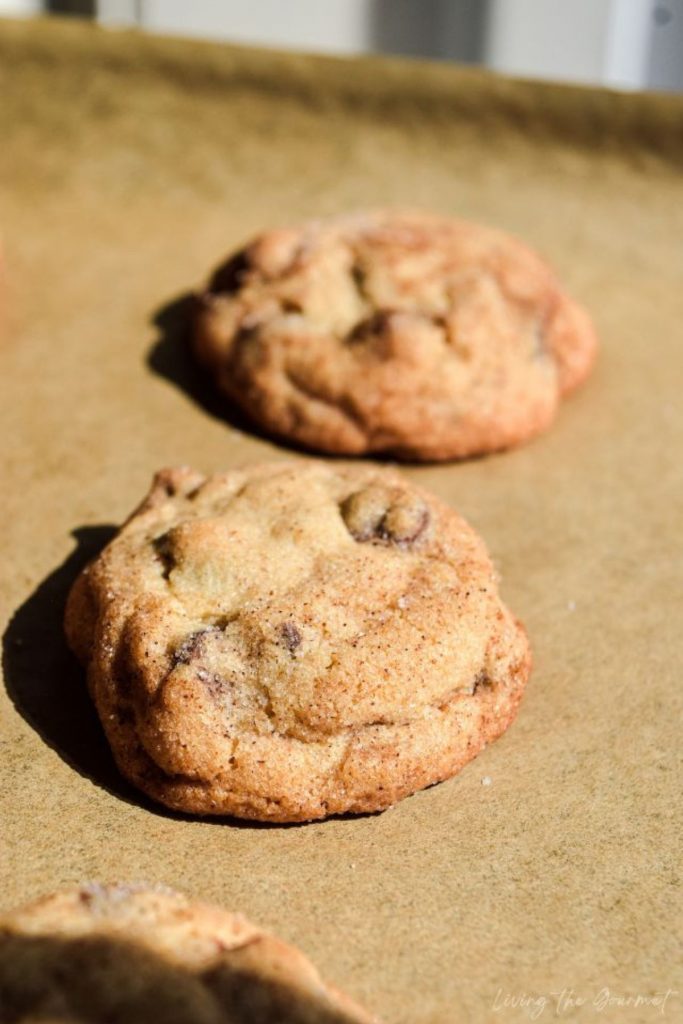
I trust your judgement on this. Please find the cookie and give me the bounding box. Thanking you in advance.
[0,883,376,1023]
[193,210,596,460]
[65,461,531,822]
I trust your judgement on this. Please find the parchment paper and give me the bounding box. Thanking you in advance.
[1,17,681,1024]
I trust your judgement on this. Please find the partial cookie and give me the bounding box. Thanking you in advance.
[194,209,597,460]
[65,461,531,821]
[0,883,376,1023]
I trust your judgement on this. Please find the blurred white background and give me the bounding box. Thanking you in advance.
[1,0,682,92]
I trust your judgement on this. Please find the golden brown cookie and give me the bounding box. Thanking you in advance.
[194,210,596,460]
[0,883,376,1023]
[65,461,531,821]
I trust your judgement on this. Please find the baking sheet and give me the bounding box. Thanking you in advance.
[1,17,682,1024]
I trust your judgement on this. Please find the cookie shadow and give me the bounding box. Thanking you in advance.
[2,526,134,801]
[1,528,252,823]
[147,292,311,452]
[146,292,412,466]
[2,528,353,830]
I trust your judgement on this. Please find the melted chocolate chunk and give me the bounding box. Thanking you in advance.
[152,533,175,579]
[173,627,220,666]
[472,670,493,694]
[341,485,430,547]
[381,502,430,546]
[279,621,302,654]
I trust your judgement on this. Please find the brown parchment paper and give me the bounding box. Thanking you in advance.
[1,17,682,1024]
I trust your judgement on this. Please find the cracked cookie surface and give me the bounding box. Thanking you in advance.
[0,883,376,1023]
[193,209,597,460]
[65,461,531,821]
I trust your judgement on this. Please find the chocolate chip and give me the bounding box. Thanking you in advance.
[341,485,430,547]
[381,502,430,546]
[279,621,302,654]
[173,627,220,666]
[341,485,393,541]
[153,533,175,579]
[348,309,396,343]
[472,670,493,694]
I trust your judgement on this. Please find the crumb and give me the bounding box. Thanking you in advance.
[481,776,492,787]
